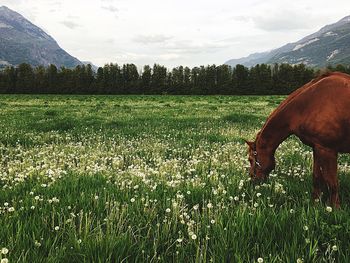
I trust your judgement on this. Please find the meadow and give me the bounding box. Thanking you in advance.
[0,95,350,263]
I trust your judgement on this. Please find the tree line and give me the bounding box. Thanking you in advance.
[0,62,349,95]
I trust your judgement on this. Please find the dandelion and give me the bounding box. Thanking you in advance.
[94,195,99,200]
[176,238,183,243]
[165,208,171,213]
[210,219,215,224]
[332,245,338,251]
[297,258,303,263]
[207,203,213,209]
[52,197,59,203]
[130,198,135,203]
[1,248,9,255]
[191,234,197,240]
[257,258,264,263]
[290,209,295,214]
[326,206,332,213]
[1,258,8,263]
[303,226,308,231]
[54,226,60,231]
[8,207,14,212]
[34,240,41,247]
[256,192,262,197]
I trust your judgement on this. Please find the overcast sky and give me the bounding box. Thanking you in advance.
[1,0,349,68]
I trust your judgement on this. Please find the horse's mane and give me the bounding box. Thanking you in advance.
[257,71,346,140]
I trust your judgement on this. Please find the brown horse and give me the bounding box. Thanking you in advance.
[246,71,350,207]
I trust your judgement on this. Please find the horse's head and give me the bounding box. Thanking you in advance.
[245,140,275,182]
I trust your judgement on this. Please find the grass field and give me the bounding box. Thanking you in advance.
[1,95,350,262]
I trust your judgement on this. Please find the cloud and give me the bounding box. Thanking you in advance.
[61,20,81,29]
[101,5,119,13]
[162,40,229,54]
[132,34,173,45]
[250,5,320,32]
[230,15,250,22]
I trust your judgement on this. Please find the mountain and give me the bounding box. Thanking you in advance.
[0,6,82,68]
[225,16,350,68]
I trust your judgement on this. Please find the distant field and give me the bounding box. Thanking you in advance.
[1,95,350,262]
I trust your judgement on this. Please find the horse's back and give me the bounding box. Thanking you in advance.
[289,72,350,152]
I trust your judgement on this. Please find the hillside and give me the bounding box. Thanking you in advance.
[225,16,350,67]
[0,6,82,68]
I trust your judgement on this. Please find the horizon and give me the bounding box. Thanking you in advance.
[0,0,349,68]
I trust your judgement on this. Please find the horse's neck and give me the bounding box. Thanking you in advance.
[257,109,291,154]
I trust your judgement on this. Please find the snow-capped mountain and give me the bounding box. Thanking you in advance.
[0,6,82,68]
[225,15,350,68]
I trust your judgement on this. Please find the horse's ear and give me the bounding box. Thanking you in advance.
[244,140,254,148]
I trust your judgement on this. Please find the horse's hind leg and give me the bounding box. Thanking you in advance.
[313,146,340,207]
[312,147,326,201]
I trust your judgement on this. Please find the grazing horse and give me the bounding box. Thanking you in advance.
[246,71,350,207]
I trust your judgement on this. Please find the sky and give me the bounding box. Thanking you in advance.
[0,0,349,68]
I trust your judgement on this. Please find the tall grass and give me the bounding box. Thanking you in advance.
[0,95,349,262]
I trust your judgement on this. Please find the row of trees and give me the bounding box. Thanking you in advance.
[0,62,349,95]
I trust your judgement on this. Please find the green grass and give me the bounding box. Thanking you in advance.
[0,95,349,262]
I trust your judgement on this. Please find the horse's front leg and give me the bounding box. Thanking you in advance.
[313,146,340,208]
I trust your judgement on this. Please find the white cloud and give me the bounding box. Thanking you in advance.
[132,34,173,44]
[0,0,349,67]
[61,20,81,29]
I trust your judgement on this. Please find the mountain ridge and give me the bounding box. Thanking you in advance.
[225,16,350,68]
[0,5,83,68]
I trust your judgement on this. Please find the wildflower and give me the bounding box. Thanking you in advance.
[52,197,59,203]
[303,226,308,231]
[130,198,135,203]
[1,248,9,255]
[290,209,295,214]
[297,258,303,263]
[332,245,338,251]
[8,207,14,212]
[165,208,171,213]
[94,195,99,200]
[257,258,264,263]
[34,240,41,247]
[176,238,183,243]
[54,226,60,231]
[326,206,332,213]
[210,219,215,224]
[191,234,197,240]
[207,203,213,209]
[256,192,262,197]
[1,258,8,263]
